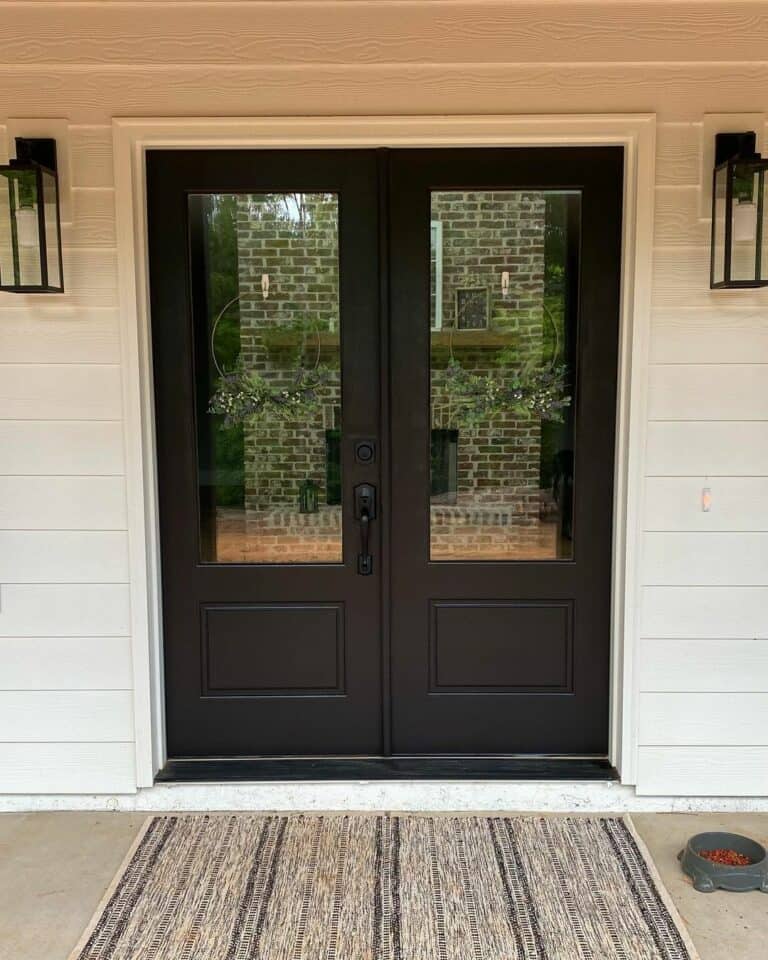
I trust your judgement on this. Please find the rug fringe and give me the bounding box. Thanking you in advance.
[623,814,703,960]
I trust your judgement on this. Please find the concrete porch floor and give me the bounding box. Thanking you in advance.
[0,811,765,960]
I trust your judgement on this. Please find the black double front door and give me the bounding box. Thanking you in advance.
[147,147,622,762]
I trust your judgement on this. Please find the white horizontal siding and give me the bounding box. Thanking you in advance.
[0,477,127,530]
[641,587,768,639]
[642,533,768,586]
[0,6,765,798]
[640,113,768,794]
[652,247,768,310]
[0,308,121,364]
[0,532,129,583]
[0,421,124,475]
[0,636,132,690]
[1,249,118,310]
[0,690,134,742]
[0,743,136,794]
[639,638,768,692]
[650,310,768,364]
[644,478,768,532]
[637,747,768,796]
[0,364,122,420]
[645,422,768,476]
[647,365,768,421]
[639,692,768,746]
[0,584,130,637]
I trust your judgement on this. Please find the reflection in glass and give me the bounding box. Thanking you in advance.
[191,193,342,563]
[429,190,579,561]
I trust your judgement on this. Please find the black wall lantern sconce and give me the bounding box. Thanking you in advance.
[711,132,767,289]
[0,137,64,293]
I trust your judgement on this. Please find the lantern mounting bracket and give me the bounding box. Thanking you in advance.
[13,137,57,172]
[715,131,757,166]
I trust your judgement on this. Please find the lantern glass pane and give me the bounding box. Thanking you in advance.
[729,163,760,283]
[41,170,61,289]
[712,165,728,286]
[0,169,42,288]
[0,176,13,286]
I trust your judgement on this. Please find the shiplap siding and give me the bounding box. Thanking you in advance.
[0,1,767,797]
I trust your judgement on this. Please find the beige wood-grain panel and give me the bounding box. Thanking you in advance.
[644,477,768,531]
[647,364,768,420]
[643,532,768,586]
[637,746,768,795]
[0,742,135,793]
[69,125,114,188]
[0,64,766,122]
[0,690,134,742]
[639,637,768,692]
[655,123,700,186]
[645,421,768,475]
[641,585,768,638]
[0,584,130,637]
[0,421,124,475]
[3,3,768,65]
[0,364,122,420]
[650,309,768,363]
[0,636,132,690]
[0,531,129,583]
[0,476,127,530]
[654,186,708,246]
[64,188,116,247]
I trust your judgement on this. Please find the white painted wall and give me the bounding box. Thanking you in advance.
[0,1,766,799]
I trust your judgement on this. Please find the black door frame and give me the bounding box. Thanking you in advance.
[148,145,623,782]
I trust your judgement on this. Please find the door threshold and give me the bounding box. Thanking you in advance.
[156,756,617,783]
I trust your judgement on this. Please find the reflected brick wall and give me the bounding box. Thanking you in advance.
[235,190,547,558]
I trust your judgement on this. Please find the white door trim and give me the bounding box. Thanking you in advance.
[113,114,656,789]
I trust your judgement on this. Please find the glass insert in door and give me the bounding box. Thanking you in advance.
[190,192,342,563]
[430,190,580,561]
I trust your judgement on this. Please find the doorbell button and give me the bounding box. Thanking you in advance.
[355,439,376,464]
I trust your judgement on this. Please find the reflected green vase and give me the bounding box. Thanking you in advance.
[299,478,319,514]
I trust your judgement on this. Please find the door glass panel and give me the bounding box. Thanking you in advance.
[429,190,579,561]
[191,192,342,563]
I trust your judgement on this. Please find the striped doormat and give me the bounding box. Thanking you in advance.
[71,814,698,959]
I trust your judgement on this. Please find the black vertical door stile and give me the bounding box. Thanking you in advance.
[147,146,623,761]
[148,150,383,756]
[388,148,623,755]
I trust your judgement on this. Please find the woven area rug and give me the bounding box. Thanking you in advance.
[71,814,699,960]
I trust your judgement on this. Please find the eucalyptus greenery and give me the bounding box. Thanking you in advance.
[209,363,333,427]
[442,354,570,426]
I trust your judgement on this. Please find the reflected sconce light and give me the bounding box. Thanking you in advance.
[261,273,270,299]
[0,138,64,293]
[710,132,768,288]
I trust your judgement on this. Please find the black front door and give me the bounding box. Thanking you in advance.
[147,147,622,762]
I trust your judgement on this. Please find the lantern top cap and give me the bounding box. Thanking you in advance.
[7,137,57,173]
[715,131,765,168]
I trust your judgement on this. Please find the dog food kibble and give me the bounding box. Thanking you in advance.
[699,848,752,866]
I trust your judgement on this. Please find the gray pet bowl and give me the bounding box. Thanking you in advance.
[678,831,768,893]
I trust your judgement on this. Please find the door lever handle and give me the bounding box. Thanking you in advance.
[354,483,377,576]
[358,508,372,575]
